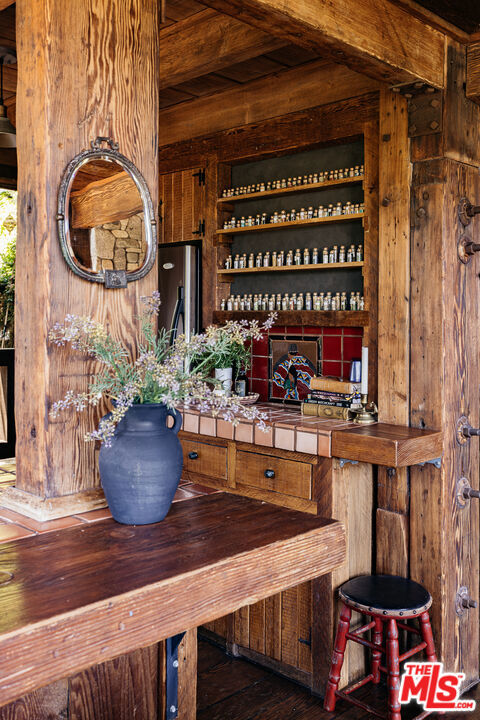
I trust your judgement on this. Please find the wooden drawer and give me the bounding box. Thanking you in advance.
[182,438,228,481]
[235,450,312,499]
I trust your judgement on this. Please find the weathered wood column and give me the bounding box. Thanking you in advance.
[4,0,159,519]
[409,43,480,685]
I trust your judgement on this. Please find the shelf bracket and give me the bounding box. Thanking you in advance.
[415,457,441,469]
[165,631,185,720]
[339,458,359,468]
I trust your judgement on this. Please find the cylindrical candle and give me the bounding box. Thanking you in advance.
[361,346,368,396]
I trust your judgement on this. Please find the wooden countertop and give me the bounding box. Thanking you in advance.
[180,403,443,468]
[0,493,345,706]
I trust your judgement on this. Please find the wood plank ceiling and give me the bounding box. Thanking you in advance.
[158,0,322,111]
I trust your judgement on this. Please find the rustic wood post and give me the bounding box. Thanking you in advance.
[3,0,159,520]
[409,41,480,685]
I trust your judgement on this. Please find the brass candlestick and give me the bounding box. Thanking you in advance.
[349,394,378,424]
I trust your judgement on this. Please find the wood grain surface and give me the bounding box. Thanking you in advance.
[331,423,443,467]
[0,493,345,706]
[159,60,379,146]
[15,0,159,500]
[200,0,445,87]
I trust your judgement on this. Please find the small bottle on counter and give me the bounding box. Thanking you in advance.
[220,299,226,311]
[297,293,304,310]
[227,296,233,311]
[341,292,347,310]
[282,293,289,311]
[305,292,312,310]
[350,292,357,311]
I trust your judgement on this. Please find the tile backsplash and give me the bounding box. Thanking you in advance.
[249,325,363,401]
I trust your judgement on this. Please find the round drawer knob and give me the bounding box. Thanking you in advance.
[188,451,199,460]
[264,469,275,479]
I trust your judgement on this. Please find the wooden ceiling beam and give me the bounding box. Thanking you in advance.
[159,8,287,90]
[0,1,14,11]
[159,59,380,146]
[200,0,445,88]
[467,41,480,105]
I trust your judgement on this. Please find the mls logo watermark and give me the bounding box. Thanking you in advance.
[399,662,476,712]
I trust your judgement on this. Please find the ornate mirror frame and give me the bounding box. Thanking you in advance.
[57,137,157,287]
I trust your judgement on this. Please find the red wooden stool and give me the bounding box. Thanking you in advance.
[324,574,437,720]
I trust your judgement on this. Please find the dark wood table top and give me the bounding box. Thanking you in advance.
[0,493,345,706]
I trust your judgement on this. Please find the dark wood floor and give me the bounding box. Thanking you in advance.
[197,638,480,720]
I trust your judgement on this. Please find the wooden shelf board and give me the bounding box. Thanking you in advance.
[212,310,369,328]
[216,213,364,239]
[331,423,443,467]
[217,175,364,204]
[218,261,363,281]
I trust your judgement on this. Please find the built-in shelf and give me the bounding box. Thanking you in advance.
[217,175,364,205]
[212,310,369,328]
[216,213,364,241]
[218,261,363,282]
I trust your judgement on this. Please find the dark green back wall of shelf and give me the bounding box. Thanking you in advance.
[229,141,364,297]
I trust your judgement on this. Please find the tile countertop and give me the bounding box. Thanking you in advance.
[179,402,444,467]
[180,402,355,458]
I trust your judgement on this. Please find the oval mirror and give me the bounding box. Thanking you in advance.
[57,137,156,287]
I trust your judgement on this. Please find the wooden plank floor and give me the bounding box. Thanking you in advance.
[197,638,480,719]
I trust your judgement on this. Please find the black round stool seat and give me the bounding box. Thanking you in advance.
[339,574,432,617]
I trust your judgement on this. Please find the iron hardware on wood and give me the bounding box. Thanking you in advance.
[455,587,478,616]
[188,451,198,460]
[192,219,205,236]
[458,235,480,264]
[264,469,275,479]
[459,197,480,227]
[298,628,312,647]
[165,632,185,719]
[456,477,480,508]
[192,168,205,186]
[456,416,480,444]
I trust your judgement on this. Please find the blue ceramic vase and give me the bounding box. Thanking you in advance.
[99,403,183,525]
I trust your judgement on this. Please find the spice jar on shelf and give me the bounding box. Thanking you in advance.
[356,245,363,262]
[303,247,310,265]
[294,248,302,265]
[312,247,319,264]
[323,247,329,263]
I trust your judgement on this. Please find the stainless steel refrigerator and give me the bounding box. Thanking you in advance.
[158,242,201,343]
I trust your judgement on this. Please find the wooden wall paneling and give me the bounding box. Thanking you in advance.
[203,157,224,326]
[280,587,298,668]
[200,0,445,88]
[234,605,250,648]
[297,582,313,673]
[466,41,480,106]
[213,162,232,322]
[377,87,411,575]
[249,600,266,655]
[158,93,379,173]
[313,458,373,694]
[158,60,380,147]
[159,8,286,89]
[177,629,197,720]
[410,158,480,684]
[0,366,7,443]
[14,0,159,506]
[376,507,409,576]
[68,645,159,720]
[159,167,205,245]
[264,594,282,662]
[0,680,68,720]
[362,118,379,405]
